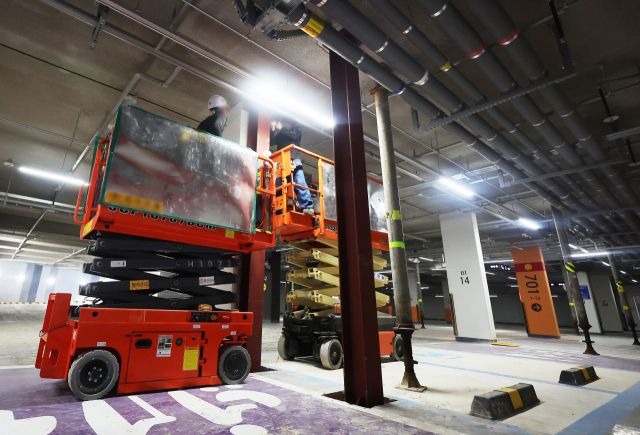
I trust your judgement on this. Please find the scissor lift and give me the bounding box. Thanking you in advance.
[271,145,403,369]
[36,107,276,399]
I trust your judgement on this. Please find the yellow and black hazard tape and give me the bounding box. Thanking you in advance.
[470,383,539,419]
[0,302,47,304]
[565,262,576,273]
[559,365,598,386]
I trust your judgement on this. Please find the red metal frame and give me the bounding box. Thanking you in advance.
[76,136,276,253]
[271,145,389,252]
[36,293,253,394]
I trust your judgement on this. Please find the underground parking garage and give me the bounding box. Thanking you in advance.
[2,0,640,433]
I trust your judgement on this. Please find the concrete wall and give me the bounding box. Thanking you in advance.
[0,259,98,302]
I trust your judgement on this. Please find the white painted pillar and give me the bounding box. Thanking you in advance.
[442,279,452,323]
[407,267,421,322]
[576,272,603,333]
[440,212,496,342]
[588,271,624,332]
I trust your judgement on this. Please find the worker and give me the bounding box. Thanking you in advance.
[271,117,314,215]
[198,95,229,137]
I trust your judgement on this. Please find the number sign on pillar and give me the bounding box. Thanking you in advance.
[440,212,496,342]
[511,247,560,338]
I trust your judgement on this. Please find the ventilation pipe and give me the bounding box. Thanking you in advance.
[462,0,640,219]
[307,0,625,241]
[365,0,619,239]
[417,0,640,241]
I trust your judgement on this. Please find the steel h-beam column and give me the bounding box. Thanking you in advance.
[606,254,640,345]
[552,206,598,355]
[373,86,424,391]
[330,46,384,407]
[238,109,271,372]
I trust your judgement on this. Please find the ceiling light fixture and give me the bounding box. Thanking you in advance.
[20,166,87,186]
[438,177,475,198]
[602,261,611,267]
[419,257,433,261]
[508,277,517,280]
[621,271,627,274]
[518,218,541,230]
[571,252,608,258]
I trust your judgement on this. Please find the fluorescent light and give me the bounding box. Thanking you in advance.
[419,257,433,261]
[484,259,514,263]
[518,218,541,230]
[438,177,475,198]
[508,277,517,280]
[552,295,558,298]
[571,252,608,258]
[421,286,429,289]
[602,261,610,267]
[550,283,554,286]
[247,83,334,129]
[485,272,495,275]
[621,271,627,274]
[490,295,498,298]
[569,244,590,254]
[20,166,87,186]
[510,285,519,287]
[633,280,638,283]
[434,295,444,298]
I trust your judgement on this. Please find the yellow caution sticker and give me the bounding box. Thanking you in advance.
[183,347,199,371]
[225,229,235,238]
[496,387,523,409]
[391,210,402,220]
[302,14,325,38]
[105,190,164,213]
[82,220,94,237]
[130,280,150,291]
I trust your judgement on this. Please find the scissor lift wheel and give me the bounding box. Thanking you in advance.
[68,350,120,401]
[277,334,296,361]
[392,335,404,361]
[218,346,251,385]
[320,339,343,370]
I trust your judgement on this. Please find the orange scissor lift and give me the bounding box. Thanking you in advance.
[270,145,403,369]
[36,107,276,399]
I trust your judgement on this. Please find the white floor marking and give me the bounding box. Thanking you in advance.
[230,424,268,434]
[0,410,56,434]
[168,391,256,425]
[225,385,243,389]
[216,390,281,408]
[82,396,176,435]
[201,387,220,392]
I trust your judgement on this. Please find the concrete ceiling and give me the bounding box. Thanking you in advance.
[1,0,639,276]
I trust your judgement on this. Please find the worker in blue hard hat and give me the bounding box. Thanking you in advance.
[198,95,230,137]
[271,116,315,216]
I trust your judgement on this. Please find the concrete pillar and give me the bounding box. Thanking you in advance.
[576,272,603,333]
[442,279,452,323]
[440,212,496,342]
[607,254,640,345]
[511,247,560,338]
[589,271,624,332]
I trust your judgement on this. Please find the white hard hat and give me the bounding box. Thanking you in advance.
[208,95,229,110]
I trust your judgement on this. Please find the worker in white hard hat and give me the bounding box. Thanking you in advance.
[197,95,230,137]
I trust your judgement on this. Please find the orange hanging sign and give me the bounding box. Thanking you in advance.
[511,247,560,338]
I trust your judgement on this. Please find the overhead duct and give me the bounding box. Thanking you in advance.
[303,0,624,240]
[416,0,640,244]
[459,0,640,211]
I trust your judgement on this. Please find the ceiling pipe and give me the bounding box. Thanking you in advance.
[366,0,588,202]
[309,0,621,239]
[455,0,640,231]
[416,0,638,246]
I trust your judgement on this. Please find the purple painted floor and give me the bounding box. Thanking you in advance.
[1,368,434,435]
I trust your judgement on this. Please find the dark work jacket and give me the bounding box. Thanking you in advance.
[197,112,227,137]
[271,125,302,151]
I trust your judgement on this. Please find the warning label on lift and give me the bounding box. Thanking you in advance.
[183,347,199,371]
[157,335,173,357]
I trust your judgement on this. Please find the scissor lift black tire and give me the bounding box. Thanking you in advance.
[320,339,343,370]
[68,350,120,401]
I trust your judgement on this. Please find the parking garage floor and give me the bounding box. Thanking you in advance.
[3,305,640,434]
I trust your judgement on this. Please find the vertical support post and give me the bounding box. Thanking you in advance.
[607,254,640,345]
[270,251,282,323]
[561,267,580,334]
[239,108,271,372]
[416,262,426,329]
[372,86,424,391]
[552,206,598,354]
[329,48,384,407]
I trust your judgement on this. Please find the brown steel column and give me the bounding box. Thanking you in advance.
[239,109,271,372]
[330,47,384,407]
